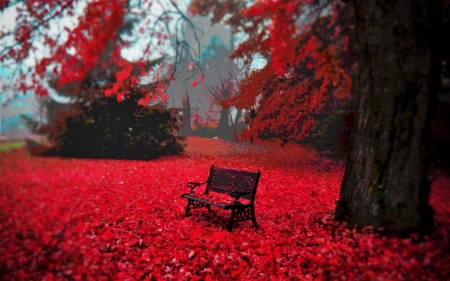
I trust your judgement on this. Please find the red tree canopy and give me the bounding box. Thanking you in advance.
[0,0,202,104]
[190,0,356,141]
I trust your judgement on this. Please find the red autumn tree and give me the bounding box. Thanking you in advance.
[0,0,202,104]
[190,0,355,142]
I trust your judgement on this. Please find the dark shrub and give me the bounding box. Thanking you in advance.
[45,95,186,160]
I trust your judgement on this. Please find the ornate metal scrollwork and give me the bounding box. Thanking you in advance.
[210,171,255,193]
[233,206,252,222]
[187,181,206,194]
[185,199,212,216]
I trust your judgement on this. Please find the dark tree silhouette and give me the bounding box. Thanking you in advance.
[335,0,450,234]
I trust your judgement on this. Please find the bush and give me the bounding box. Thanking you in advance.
[45,95,186,160]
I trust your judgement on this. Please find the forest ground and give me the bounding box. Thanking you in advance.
[1,137,449,280]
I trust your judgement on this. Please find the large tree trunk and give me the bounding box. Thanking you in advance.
[335,0,446,234]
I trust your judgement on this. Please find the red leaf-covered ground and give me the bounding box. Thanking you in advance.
[1,137,449,280]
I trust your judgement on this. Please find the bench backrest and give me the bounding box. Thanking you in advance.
[206,166,261,201]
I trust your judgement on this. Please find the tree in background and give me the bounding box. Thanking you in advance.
[190,0,355,143]
[178,91,193,136]
[166,27,245,139]
[195,35,244,139]
[204,76,240,139]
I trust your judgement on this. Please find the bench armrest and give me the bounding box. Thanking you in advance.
[187,181,207,194]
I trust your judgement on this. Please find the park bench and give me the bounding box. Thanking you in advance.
[181,166,261,232]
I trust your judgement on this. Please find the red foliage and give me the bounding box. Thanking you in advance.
[5,1,131,100]
[190,0,355,141]
[191,74,205,88]
[1,0,184,104]
[1,138,449,280]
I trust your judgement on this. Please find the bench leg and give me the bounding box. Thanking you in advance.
[251,206,258,227]
[206,204,212,212]
[185,200,191,217]
[227,218,234,232]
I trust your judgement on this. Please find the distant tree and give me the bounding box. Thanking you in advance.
[178,91,193,136]
[190,0,355,142]
[204,76,242,139]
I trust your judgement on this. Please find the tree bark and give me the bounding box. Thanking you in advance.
[335,0,446,234]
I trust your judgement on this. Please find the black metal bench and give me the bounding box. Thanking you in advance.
[181,166,261,232]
